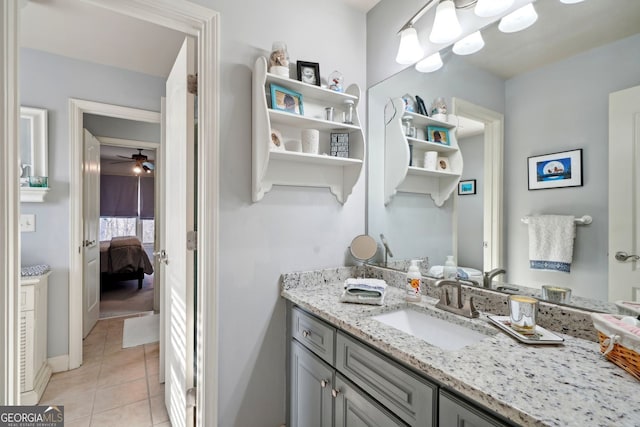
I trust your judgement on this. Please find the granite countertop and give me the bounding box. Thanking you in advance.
[281,272,640,427]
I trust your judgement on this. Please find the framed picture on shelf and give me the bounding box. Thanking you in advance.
[402,94,415,112]
[270,84,304,115]
[415,95,428,116]
[527,148,583,190]
[296,61,320,86]
[427,126,449,145]
[458,179,476,195]
[437,157,450,172]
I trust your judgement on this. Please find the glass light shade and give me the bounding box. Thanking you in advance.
[559,0,584,3]
[415,52,443,73]
[395,27,424,64]
[498,3,538,33]
[474,0,514,18]
[429,1,462,44]
[133,165,142,174]
[452,31,485,55]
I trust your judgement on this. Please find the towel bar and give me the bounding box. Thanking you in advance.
[521,215,592,225]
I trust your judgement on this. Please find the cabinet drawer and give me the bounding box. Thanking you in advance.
[291,307,336,365]
[20,285,35,312]
[336,332,436,426]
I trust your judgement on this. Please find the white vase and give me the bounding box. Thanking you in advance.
[301,129,319,154]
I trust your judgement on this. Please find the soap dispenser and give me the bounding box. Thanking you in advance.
[405,260,422,302]
[443,255,457,280]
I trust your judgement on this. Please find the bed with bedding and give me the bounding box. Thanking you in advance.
[100,236,154,290]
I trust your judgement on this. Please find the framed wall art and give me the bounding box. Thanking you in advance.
[458,179,476,195]
[527,149,583,190]
[427,126,449,145]
[270,84,304,115]
[296,61,320,86]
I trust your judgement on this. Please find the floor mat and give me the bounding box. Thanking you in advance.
[122,313,160,348]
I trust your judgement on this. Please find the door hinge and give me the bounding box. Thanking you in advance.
[188,73,198,95]
[187,230,197,251]
[186,387,197,408]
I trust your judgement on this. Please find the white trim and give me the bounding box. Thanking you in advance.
[73,2,220,425]
[452,98,504,272]
[47,354,69,373]
[96,136,159,149]
[0,1,20,405]
[69,100,161,369]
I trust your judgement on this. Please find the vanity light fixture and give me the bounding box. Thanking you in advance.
[498,3,538,33]
[559,0,584,3]
[396,25,424,64]
[452,31,485,55]
[474,0,514,18]
[415,52,443,73]
[429,0,462,44]
[133,164,142,174]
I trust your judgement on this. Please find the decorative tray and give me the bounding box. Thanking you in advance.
[487,315,564,345]
[615,300,640,316]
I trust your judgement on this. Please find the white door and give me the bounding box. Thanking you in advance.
[83,129,101,337]
[163,37,196,427]
[609,84,640,302]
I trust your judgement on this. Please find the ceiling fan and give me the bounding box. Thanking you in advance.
[112,148,155,174]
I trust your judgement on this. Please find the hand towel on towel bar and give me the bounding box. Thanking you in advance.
[528,215,576,273]
[340,278,387,305]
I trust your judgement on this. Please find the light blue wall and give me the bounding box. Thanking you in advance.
[20,48,165,358]
[84,114,160,143]
[457,133,483,270]
[504,34,640,299]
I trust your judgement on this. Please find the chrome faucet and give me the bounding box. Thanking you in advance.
[379,234,394,267]
[434,279,479,318]
[483,268,506,289]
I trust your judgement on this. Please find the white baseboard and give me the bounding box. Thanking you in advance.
[47,355,69,373]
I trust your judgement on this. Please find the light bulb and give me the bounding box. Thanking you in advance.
[474,0,514,18]
[453,31,485,55]
[133,165,142,174]
[429,0,462,44]
[498,3,538,33]
[415,52,443,73]
[395,26,424,65]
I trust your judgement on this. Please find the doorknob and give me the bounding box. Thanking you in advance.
[153,249,169,265]
[615,251,640,262]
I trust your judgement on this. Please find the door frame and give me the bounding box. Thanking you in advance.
[1,1,220,421]
[451,98,504,273]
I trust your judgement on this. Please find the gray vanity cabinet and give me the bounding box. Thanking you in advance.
[439,391,509,427]
[290,340,333,427]
[334,374,405,427]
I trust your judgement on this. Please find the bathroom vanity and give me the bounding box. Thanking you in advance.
[282,267,640,427]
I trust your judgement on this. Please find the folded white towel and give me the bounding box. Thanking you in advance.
[427,266,482,279]
[340,278,387,305]
[528,215,575,273]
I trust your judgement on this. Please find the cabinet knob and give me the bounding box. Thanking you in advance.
[331,388,340,398]
[301,330,310,337]
[320,379,329,388]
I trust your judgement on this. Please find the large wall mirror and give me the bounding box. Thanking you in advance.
[367,0,640,313]
[20,106,49,202]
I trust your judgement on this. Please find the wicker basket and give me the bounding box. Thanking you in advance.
[591,313,640,381]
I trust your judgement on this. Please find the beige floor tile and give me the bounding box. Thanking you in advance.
[41,389,95,421]
[97,358,146,388]
[63,415,91,427]
[144,342,159,357]
[146,373,164,397]
[90,399,152,427]
[149,395,169,425]
[42,371,100,401]
[93,377,148,414]
[153,422,171,427]
[102,345,144,364]
[145,357,159,375]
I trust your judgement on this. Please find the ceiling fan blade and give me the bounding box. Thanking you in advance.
[109,160,134,164]
[116,155,133,160]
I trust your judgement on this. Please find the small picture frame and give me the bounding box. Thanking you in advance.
[296,61,320,86]
[270,128,285,151]
[527,148,583,190]
[458,179,476,195]
[437,157,450,172]
[427,126,449,145]
[270,84,304,115]
[415,95,428,116]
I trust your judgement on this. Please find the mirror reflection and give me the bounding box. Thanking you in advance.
[366,0,640,313]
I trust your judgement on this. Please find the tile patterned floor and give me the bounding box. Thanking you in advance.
[40,315,170,427]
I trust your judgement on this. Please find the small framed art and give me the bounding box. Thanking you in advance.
[527,148,583,190]
[437,157,450,172]
[458,179,476,195]
[427,126,449,145]
[296,61,320,86]
[270,84,304,115]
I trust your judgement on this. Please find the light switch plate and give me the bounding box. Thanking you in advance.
[20,214,35,232]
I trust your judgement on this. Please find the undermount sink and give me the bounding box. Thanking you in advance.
[371,307,493,351]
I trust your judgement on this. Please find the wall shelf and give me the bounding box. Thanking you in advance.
[252,56,365,203]
[384,97,462,207]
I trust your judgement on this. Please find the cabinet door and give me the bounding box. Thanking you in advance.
[290,341,333,427]
[439,391,509,427]
[334,374,405,427]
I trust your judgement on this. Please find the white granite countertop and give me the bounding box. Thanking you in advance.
[281,277,640,427]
